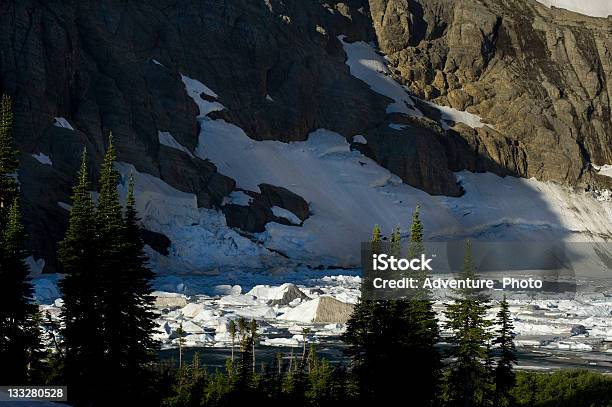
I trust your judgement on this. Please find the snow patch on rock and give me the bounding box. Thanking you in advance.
[31,152,52,166]
[53,117,74,130]
[223,191,253,206]
[338,35,422,117]
[158,131,195,158]
[352,135,367,144]
[180,74,225,117]
[339,36,489,130]
[271,206,302,225]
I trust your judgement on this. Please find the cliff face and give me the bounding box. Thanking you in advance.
[1,0,610,270]
[0,0,386,267]
[368,0,612,189]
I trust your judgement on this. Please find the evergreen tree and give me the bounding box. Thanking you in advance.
[176,323,186,369]
[60,139,157,403]
[250,319,258,374]
[494,296,517,406]
[58,149,104,402]
[0,93,43,385]
[120,173,158,392]
[342,225,380,401]
[0,199,42,384]
[229,320,236,363]
[402,205,441,406]
[92,134,130,399]
[444,241,494,407]
[95,136,157,400]
[343,218,441,405]
[390,224,401,258]
[407,205,424,259]
[0,95,18,213]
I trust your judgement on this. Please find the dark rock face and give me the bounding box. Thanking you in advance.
[222,184,310,233]
[258,184,310,222]
[368,0,612,190]
[140,229,171,257]
[0,0,394,267]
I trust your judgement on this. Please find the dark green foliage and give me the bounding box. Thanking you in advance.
[0,95,18,213]
[495,296,517,406]
[162,344,356,407]
[407,204,424,259]
[0,199,42,384]
[58,150,104,401]
[512,370,612,407]
[343,208,440,405]
[58,137,157,404]
[109,172,158,396]
[0,94,42,385]
[444,241,494,407]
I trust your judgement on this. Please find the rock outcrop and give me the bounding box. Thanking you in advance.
[368,0,612,190]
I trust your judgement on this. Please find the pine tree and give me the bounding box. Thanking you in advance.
[60,139,158,403]
[0,94,42,385]
[0,95,18,213]
[494,296,517,406]
[371,224,381,243]
[120,173,158,394]
[344,209,443,405]
[402,205,441,406]
[0,198,42,384]
[58,149,104,401]
[343,225,381,401]
[407,204,424,259]
[89,134,130,400]
[93,137,158,400]
[444,241,494,407]
[250,319,257,374]
[229,320,236,364]
[390,225,401,258]
[176,323,186,369]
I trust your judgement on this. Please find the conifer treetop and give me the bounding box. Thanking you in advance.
[3,198,26,256]
[371,224,381,243]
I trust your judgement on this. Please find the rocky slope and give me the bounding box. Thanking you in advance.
[1,0,610,271]
[368,0,612,189]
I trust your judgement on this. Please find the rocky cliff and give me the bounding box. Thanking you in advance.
[1,0,610,271]
[369,0,612,188]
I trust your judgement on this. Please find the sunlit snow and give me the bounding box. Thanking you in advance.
[339,35,489,130]
[596,164,612,179]
[338,35,422,117]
